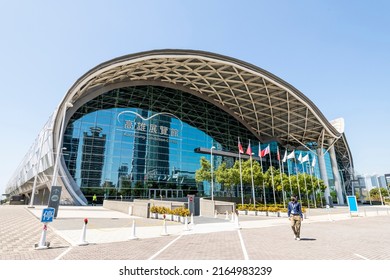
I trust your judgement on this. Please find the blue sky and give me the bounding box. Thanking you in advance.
[1,0,389,196]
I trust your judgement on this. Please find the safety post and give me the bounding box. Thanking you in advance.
[78,218,89,246]
[129,219,138,240]
[35,223,50,249]
[183,215,190,231]
[234,212,241,229]
[230,211,235,223]
[160,215,169,236]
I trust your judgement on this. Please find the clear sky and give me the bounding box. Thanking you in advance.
[1,0,389,197]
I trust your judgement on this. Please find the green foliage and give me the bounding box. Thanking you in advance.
[369,187,389,199]
[195,157,211,183]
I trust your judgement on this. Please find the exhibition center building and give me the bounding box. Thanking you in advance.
[5,50,354,206]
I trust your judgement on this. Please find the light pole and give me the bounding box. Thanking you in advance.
[29,127,52,207]
[51,102,73,187]
[210,146,216,201]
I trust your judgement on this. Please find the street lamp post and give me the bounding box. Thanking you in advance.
[51,102,73,187]
[210,146,216,201]
[29,128,52,207]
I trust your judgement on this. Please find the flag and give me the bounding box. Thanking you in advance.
[301,154,309,163]
[260,145,270,157]
[287,150,295,160]
[238,139,244,154]
[282,150,287,162]
[311,156,316,167]
[246,142,252,156]
[298,152,302,162]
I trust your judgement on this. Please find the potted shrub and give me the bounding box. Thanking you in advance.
[150,205,158,219]
[256,206,268,216]
[247,205,257,216]
[267,206,280,217]
[279,208,288,217]
[237,204,248,215]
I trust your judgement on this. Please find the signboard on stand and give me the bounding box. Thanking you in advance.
[347,195,359,217]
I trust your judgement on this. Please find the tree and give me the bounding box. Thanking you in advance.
[195,157,211,183]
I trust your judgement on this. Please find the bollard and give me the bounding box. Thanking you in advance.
[78,218,89,246]
[214,210,218,218]
[183,216,190,231]
[225,210,229,220]
[231,211,235,223]
[190,213,195,226]
[161,219,169,236]
[234,213,241,229]
[364,208,367,217]
[35,223,50,250]
[129,220,138,240]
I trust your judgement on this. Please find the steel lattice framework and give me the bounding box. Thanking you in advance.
[62,50,352,172]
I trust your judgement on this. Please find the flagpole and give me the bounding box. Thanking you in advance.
[308,160,317,208]
[278,147,286,208]
[295,158,302,205]
[313,153,324,208]
[286,150,293,196]
[301,159,310,209]
[268,146,277,207]
[248,141,256,207]
[238,137,244,205]
[259,142,267,207]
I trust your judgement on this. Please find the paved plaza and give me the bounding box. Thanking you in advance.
[1,204,390,260]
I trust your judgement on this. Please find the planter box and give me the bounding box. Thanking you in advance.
[238,210,247,216]
[268,211,280,217]
[257,211,268,216]
[150,212,158,219]
[165,214,173,221]
[173,215,180,222]
[247,210,257,216]
[279,212,288,218]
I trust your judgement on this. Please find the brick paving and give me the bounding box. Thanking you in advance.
[1,204,390,260]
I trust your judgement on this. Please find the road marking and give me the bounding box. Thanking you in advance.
[237,230,249,260]
[354,253,369,260]
[54,247,73,260]
[148,235,183,260]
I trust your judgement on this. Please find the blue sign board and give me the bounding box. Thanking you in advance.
[41,207,55,223]
[347,196,358,213]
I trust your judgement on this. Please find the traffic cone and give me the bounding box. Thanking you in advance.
[35,223,50,250]
[78,218,89,246]
[129,220,138,240]
[160,219,169,236]
[183,216,190,231]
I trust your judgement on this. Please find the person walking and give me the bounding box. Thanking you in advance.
[287,195,303,240]
[92,194,97,206]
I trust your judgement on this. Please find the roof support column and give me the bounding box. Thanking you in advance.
[328,140,345,205]
[317,148,331,205]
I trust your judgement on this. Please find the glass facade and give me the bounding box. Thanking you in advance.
[63,85,259,198]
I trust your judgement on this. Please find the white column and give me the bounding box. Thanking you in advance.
[328,141,345,205]
[317,148,331,205]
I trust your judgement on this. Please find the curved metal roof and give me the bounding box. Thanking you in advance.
[56,49,352,168]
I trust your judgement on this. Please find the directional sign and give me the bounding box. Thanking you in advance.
[41,207,55,223]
